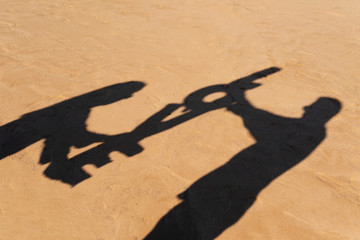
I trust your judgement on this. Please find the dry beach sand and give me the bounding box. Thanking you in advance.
[1,0,360,239]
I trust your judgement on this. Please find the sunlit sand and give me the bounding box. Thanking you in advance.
[1,1,359,239]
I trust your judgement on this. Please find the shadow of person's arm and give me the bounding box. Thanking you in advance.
[227,93,287,143]
[130,104,188,139]
[81,67,283,158]
[64,104,188,172]
[65,101,215,171]
[225,68,285,142]
[39,137,54,164]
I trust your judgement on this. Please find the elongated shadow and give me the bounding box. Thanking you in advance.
[0,67,341,237]
[68,68,281,186]
[144,77,341,239]
[0,81,145,185]
[0,68,278,186]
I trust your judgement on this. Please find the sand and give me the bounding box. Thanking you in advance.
[0,0,359,239]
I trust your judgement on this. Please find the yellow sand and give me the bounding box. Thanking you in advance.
[0,0,359,239]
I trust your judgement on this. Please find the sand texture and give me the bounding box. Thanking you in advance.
[0,0,360,239]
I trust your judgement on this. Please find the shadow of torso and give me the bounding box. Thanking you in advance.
[145,96,340,240]
[0,82,145,185]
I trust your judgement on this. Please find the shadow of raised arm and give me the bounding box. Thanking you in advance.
[65,68,281,185]
[144,73,341,240]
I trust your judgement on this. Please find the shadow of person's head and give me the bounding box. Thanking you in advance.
[79,81,145,108]
[303,97,341,124]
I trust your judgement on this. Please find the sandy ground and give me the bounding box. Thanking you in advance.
[1,0,360,239]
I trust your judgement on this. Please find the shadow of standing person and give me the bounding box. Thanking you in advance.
[144,80,341,239]
[0,81,145,185]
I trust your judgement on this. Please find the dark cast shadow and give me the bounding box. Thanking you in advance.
[0,81,145,185]
[67,68,281,186]
[144,72,341,239]
[0,68,277,186]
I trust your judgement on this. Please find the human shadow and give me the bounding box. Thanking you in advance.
[68,68,281,186]
[0,68,276,186]
[0,81,145,185]
[144,74,341,239]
